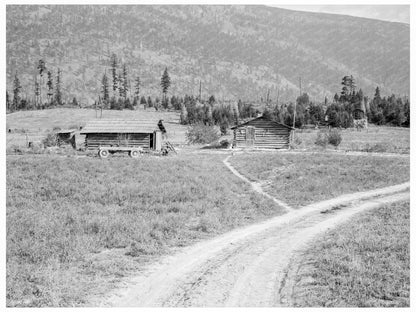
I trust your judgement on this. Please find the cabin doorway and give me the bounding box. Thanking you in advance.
[150,133,154,149]
[246,126,255,146]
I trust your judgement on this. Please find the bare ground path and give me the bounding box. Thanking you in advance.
[93,178,409,307]
[223,155,293,212]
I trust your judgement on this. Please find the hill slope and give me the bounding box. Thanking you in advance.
[6,5,409,104]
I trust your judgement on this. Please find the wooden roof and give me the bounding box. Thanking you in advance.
[231,116,294,130]
[56,129,76,134]
[80,119,161,134]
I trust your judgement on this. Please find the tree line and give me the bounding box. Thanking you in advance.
[6,60,410,129]
[261,76,410,128]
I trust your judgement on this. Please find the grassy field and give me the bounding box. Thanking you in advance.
[292,201,410,307]
[294,125,410,154]
[6,153,283,307]
[230,152,409,208]
[6,108,188,148]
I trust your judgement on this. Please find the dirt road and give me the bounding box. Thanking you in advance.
[95,180,409,307]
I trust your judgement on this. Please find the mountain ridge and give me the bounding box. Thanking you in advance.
[6,5,409,105]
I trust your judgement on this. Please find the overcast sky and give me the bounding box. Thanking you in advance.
[273,5,409,24]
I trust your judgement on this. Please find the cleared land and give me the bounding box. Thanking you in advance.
[6,154,282,307]
[294,125,409,154]
[230,152,409,208]
[290,201,410,307]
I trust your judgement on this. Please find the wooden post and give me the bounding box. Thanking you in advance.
[154,130,162,151]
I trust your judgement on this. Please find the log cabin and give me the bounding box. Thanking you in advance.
[80,119,163,151]
[231,116,294,149]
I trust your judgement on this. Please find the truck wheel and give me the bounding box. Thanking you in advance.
[130,149,140,158]
[99,149,109,158]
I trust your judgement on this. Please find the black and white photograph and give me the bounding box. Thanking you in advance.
[3,1,412,308]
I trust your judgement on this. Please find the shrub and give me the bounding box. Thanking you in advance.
[42,132,58,147]
[219,139,231,148]
[327,129,342,147]
[314,130,328,147]
[314,129,342,148]
[186,123,220,144]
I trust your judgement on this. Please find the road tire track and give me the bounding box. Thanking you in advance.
[93,181,409,307]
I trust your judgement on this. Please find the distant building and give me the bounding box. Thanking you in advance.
[231,116,294,149]
[80,119,164,151]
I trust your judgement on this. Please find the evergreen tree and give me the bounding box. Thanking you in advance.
[6,90,10,111]
[101,72,110,108]
[134,76,141,100]
[147,96,153,108]
[140,95,147,109]
[118,69,124,98]
[37,59,46,105]
[34,76,40,108]
[208,95,216,106]
[72,97,79,107]
[47,70,54,105]
[12,73,22,111]
[160,67,171,101]
[55,68,63,105]
[122,63,128,100]
[110,53,118,96]
[162,96,169,110]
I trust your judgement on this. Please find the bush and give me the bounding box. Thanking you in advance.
[314,129,342,148]
[42,132,58,147]
[315,130,328,148]
[186,123,220,144]
[327,129,342,147]
[219,139,231,148]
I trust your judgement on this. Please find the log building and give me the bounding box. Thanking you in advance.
[80,119,163,151]
[231,116,294,149]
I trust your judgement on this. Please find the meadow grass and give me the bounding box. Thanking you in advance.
[294,125,409,154]
[230,152,409,208]
[292,201,410,307]
[6,153,283,307]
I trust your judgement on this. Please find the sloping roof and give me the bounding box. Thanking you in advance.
[80,119,161,134]
[231,116,294,130]
[56,129,76,134]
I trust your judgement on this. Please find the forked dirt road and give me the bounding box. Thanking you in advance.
[94,156,410,307]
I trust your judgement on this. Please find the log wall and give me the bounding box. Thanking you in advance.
[85,133,151,150]
[233,120,291,149]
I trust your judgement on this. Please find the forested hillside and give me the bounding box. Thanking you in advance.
[6,5,409,105]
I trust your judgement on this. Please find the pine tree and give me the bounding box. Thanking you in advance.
[6,90,10,111]
[101,72,110,108]
[37,59,46,105]
[72,97,78,107]
[122,63,128,101]
[160,67,171,102]
[34,76,40,108]
[118,69,124,98]
[208,95,216,106]
[12,73,22,111]
[134,76,141,100]
[110,53,118,97]
[147,96,153,108]
[47,70,54,105]
[55,68,62,105]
